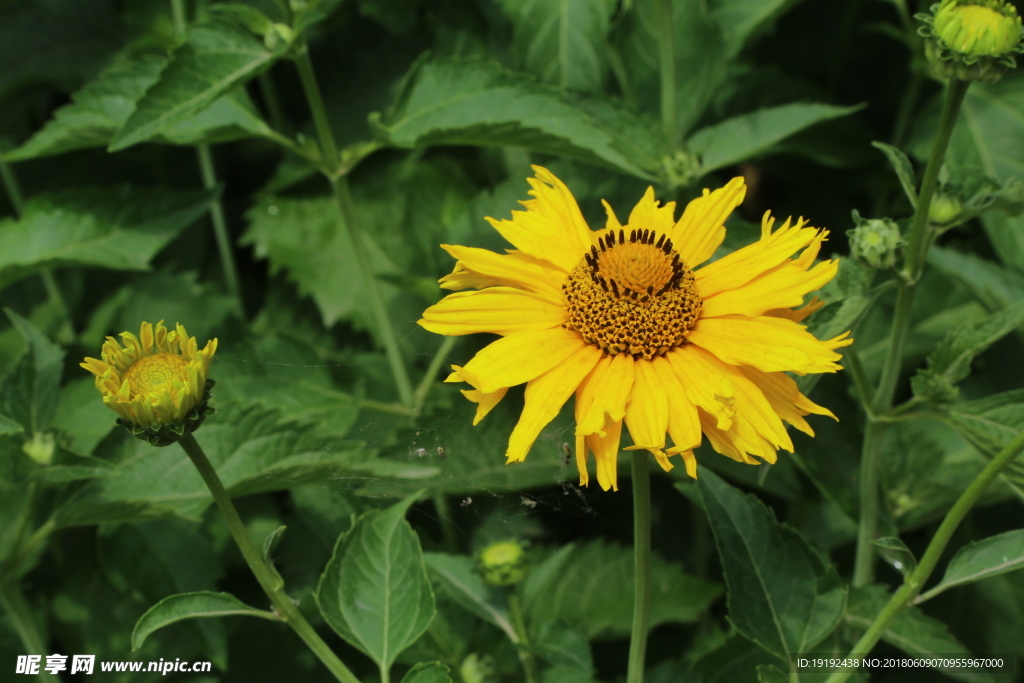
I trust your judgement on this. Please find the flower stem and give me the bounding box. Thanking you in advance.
[178,433,360,683]
[414,336,457,412]
[627,452,652,683]
[827,427,1024,683]
[196,145,243,314]
[655,0,676,144]
[0,580,60,682]
[508,592,538,683]
[852,79,969,588]
[293,44,339,172]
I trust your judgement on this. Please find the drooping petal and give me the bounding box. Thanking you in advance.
[766,296,825,323]
[439,245,564,301]
[739,366,836,436]
[654,355,701,454]
[623,360,673,472]
[462,386,509,425]
[505,344,603,463]
[587,420,623,491]
[485,166,593,272]
[664,345,736,431]
[575,433,589,487]
[671,177,746,268]
[452,327,587,394]
[700,258,839,318]
[575,352,635,437]
[419,288,564,336]
[688,315,851,374]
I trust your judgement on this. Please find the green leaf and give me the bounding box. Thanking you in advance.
[0,187,216,290]
[846,585,994,683]
[688,103,862,174]
[698,469,846,659]
[710,0,809,58]
[423,553,516,639]
[316,494,436,671]
[109,19,281,151]
[920,529,1024,602]
[498,0,616,93]
[51,377,114,455]
[929,246,1024,312]
[208,3,275,36]
[912,300,1024,403]
[131,592,276,651]
[872,141,917,208]
[943,390,1024,496]
[520,539,721,639]
[532,622,593,673]
[5,57,279,161]
[0,413,22,436]
[399,662,453,683]
[0,309,64,433]
[374,57,662,180]
[872,537,917,578]
[756,665,789,683]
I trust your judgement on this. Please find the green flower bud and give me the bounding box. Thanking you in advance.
[23,432,56,466]
[928,191,964,225]
[919,0,1024,83]
[477,540,529,587]
[459,654,499,683]
[847,211,904,270]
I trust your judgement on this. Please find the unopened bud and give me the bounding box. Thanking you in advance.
[477,540,529,587]
[928,192,964,225]
[848,211,904,270]
[919,0,1024,83]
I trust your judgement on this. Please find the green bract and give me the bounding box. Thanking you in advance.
[918,0,1024,82]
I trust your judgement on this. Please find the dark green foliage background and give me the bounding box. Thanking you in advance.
[1,0,1024,681]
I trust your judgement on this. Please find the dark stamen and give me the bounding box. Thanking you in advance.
[647,285,654,296]
[610,279,619,297]
[655,234,666,249]
[630,229,637,242]
[597,276,609,292]
[619,229,625,243]
[607,231,616,245]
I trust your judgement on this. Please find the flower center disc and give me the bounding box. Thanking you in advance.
[562,228,702,360]
[124,353,189,397]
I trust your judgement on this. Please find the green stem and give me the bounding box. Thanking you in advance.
[293,44,339,173]
[508,592,538,683]
[359,399,416,418]
[178,434,360,683]
[826,427,1024,683]
[627,452,652,683]
[196,145,243,313]
[414,336,457,411]
[432,494,459,554]
[852,79,970,587]
[655,0,676,145]
[844,346,875,420]
[258,71,290,135]
[0,581,60,682]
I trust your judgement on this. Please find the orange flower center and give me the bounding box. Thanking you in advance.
[562,228,702,360]
[124,353,189,397]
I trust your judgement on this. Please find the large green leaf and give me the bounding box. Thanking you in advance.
[846,586,994,683]
[498,0,616,93]
[0,187,216,290]
[687,103,862,174]
[132,592,276,651]
[698,469,846,659]
[928,247,1024,312]
[919,530,1024,602]
[520,539,721,639]
[0,310,64,433]
[5,57,279,161]
[710,0,809,57]
[400,662,453,683]
[109,19,282,151]
[373,57,662,180]
[943,390,1024,496]
[316,494,436,672]
[423,553,516,639]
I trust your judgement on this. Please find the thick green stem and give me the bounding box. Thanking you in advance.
[178,434,360,683]
[0,581,60,682]
[827,427,1024,683]
[293,45,339,173]
[655,0,676,145]
[627,452,652,683]
[196,145,243,312]
[852,80,969,587]
[508,592,538,683]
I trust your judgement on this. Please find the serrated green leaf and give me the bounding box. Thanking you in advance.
[710,0,810,57]
[375,57,662,180]
[498,0,616,93]
[688,103,862,174]
[400,662,452,683]
[919,530,1024,603]
[944,390,1024,493]
[109,19,281,151]
[316,494,436,671]
[846,585,994,683]
[520,539,721,639]
[423,553,516,639]
[872,141,917,208]
[698,469,846,659]
[0,187,215,290]
[1,309,64,433]
[131,592,276,651]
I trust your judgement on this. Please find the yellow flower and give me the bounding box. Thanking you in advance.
[419,167,850,491]
[81,321,218,444]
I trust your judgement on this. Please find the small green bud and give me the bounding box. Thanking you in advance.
[919,0,1024,83]
[661,150,702,190]
[477,540,529,587]
[459,654,499,683]
[928,192,964,225]
[23,431,56,466]
[847,211,904,270]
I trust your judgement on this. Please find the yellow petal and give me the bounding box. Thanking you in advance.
[575,353,635,436]
[739,366,836,436]
[459,327,587,393]
[688,315,850,374]
[664,345,735,431]
[623,360,671,471]
[678,449,698,478]
[626,186,677,235]
[439,245,564,302]
[700,258,839,318]
[462,386,509,425]
[485,166,593,272]
[419,287,564,336]
[672,177,746,268]
[602,199,623,230]
[505,343,603,463]
[654,355,701,453]
[575,433,589,487]
[767,296,826,323]
[587,420,623,491]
